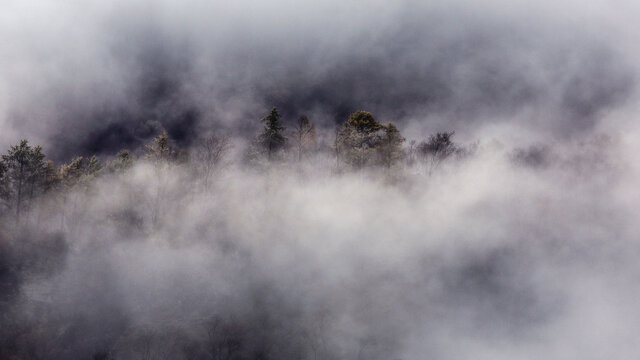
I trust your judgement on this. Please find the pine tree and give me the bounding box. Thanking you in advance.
[258,108,287,161]
[59,157,85,190]
[1,140,49,222]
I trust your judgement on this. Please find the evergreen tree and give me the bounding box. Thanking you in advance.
[335,111,384,169]
[59,157,85,190]
[1,140,49,221]
[344,110,382,134]
[85,155,103,176]
[258,108,287,161]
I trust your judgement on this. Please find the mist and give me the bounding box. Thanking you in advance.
[2,0,639,159]
[2,0,640,359]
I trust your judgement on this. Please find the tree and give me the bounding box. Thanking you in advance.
[1,140,50,222]
[146,131,176,164]
[406,140,417,166]
[145,131,183,227]
[108,150,134,173]
[334,111,384,169]
[0,160,8,213]
[85,155,103,177]
[59,157,84,188]
[291,115,316,162]
[41,160,59,193]
[25,145,47,203]
[418,132,457,175]
[377,123,406,169]
[258,108,287,161]
[195,133,232,189]
[57,156,102,231]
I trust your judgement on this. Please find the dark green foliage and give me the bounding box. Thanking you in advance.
[258,108,287,161]
[335,111,389,169]
[1,140,51,221]
[344,111,382,134]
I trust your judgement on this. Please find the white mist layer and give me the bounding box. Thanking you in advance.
[15,132,640,359]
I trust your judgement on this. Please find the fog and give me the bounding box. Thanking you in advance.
[2,0,639,159]
[1,0,640,359]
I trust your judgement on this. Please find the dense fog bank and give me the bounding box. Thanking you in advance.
[2,0,640,358]
[1,131,639,359]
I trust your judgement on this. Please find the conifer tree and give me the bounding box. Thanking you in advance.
[1,140,49,221]
[258,108,287,161]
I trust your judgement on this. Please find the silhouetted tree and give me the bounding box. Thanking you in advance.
[418,132,457,175]
[291,115,316,162]
[1,140,50,222]
[258,108,287,161]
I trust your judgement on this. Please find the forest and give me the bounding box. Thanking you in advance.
[3,0,640,359]
[0,108,467,226]
[0,106,626,360]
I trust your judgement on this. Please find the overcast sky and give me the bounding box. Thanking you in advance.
[1,0,639,159]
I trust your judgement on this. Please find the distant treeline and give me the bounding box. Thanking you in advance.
[0,108,470,224]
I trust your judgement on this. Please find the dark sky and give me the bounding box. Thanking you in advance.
[0,0,638,161]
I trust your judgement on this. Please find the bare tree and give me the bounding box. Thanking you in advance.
[195,134,232,190]
[291,115,316,162]
[418,131,457,176]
